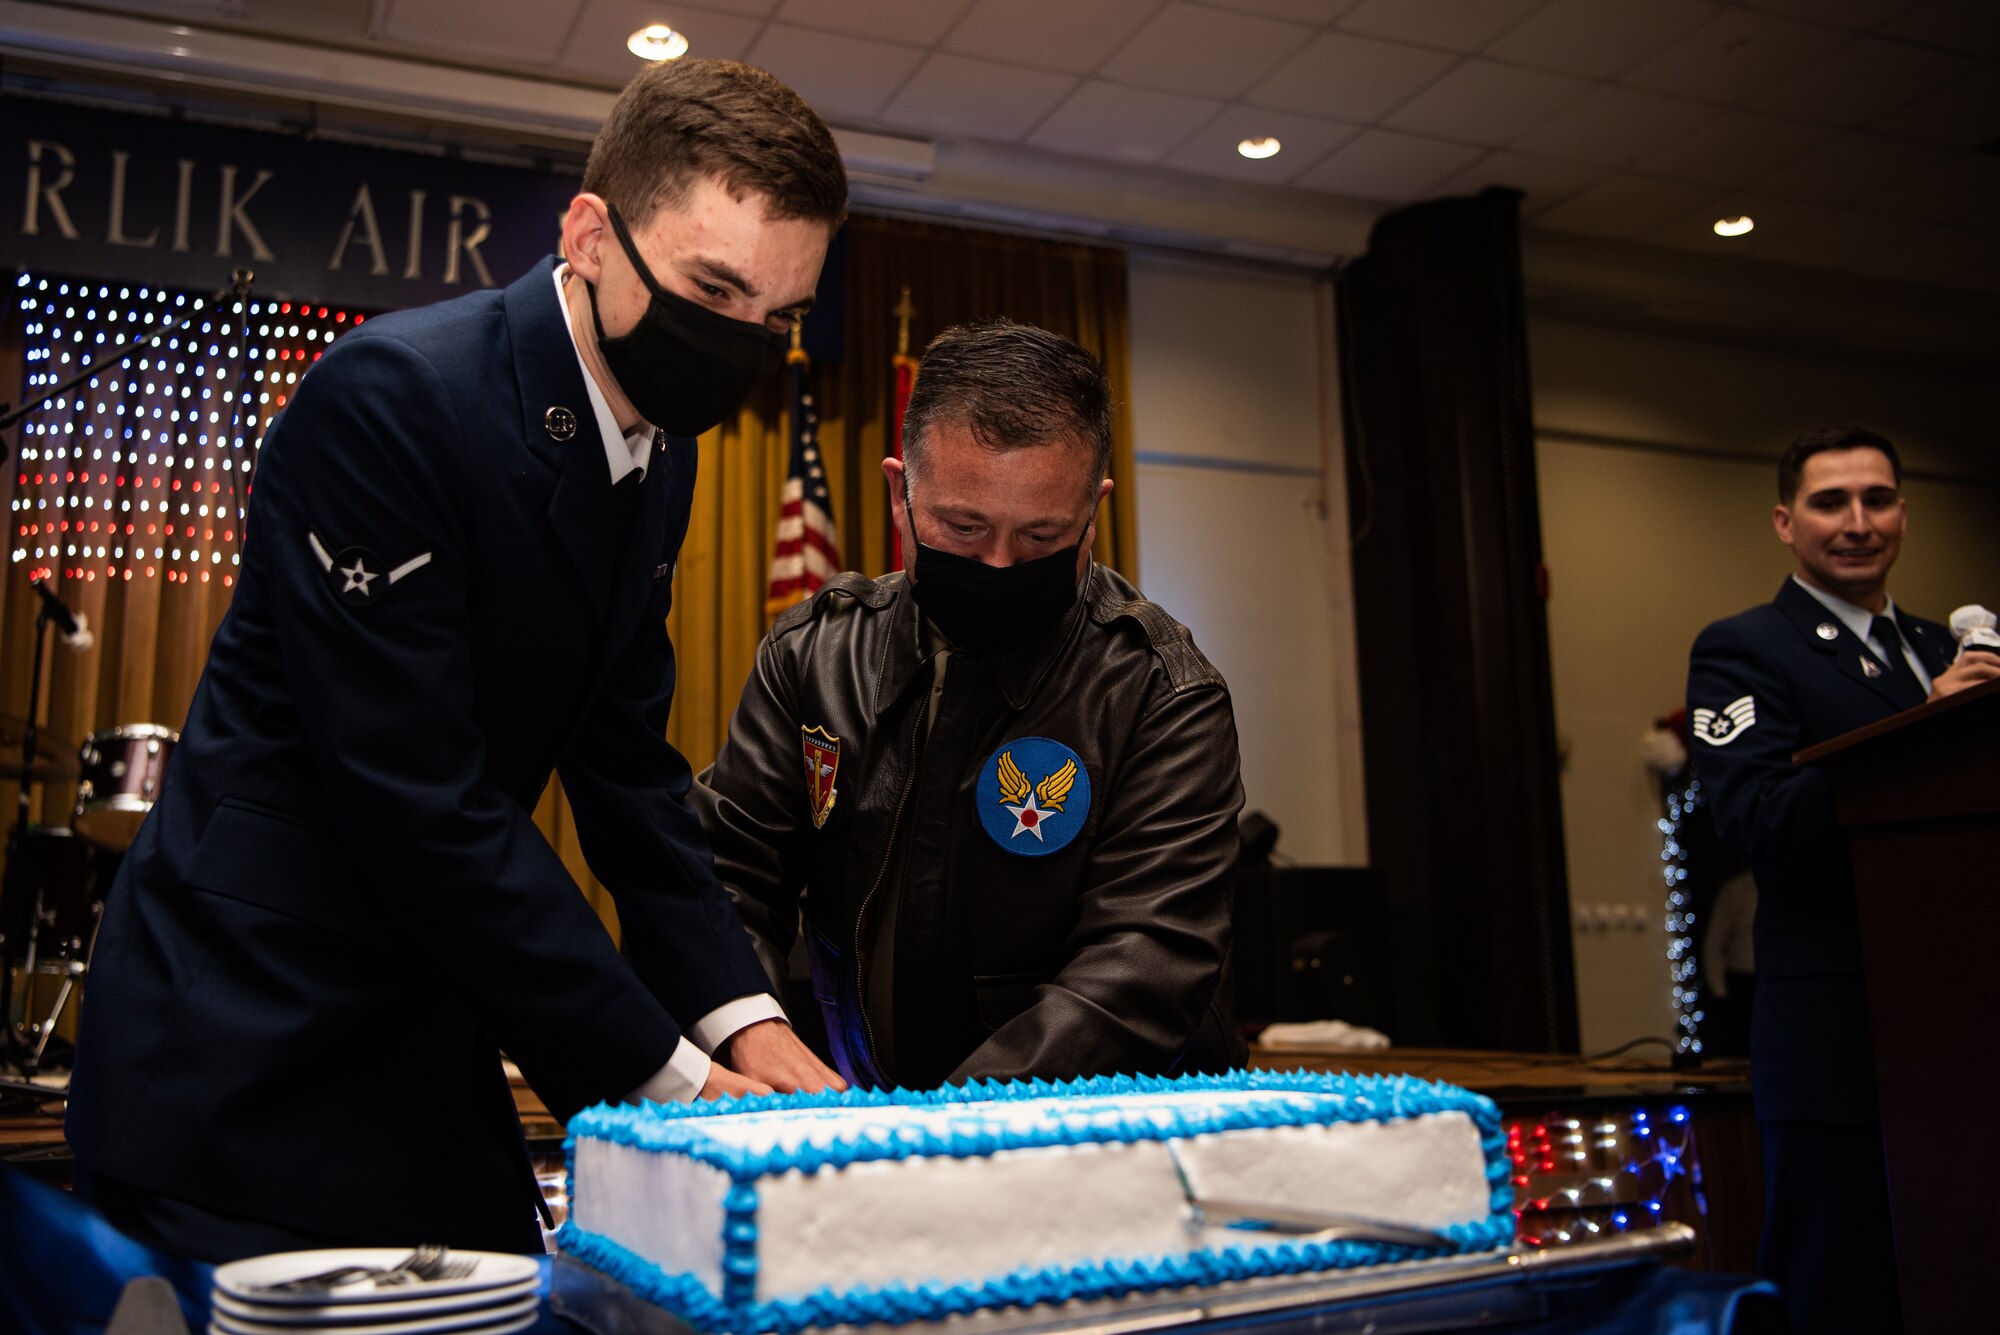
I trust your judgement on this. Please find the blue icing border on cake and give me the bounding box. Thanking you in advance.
[559,1214,1518,1334]
[566,1069,1504,1179]
[721,1182,760,1307]
[562,1070,1515,1334]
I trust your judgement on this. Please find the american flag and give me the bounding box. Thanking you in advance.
[765,348,841,619]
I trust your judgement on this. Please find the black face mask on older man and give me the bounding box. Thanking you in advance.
[903,484,1089,655]
[586,202,788,437]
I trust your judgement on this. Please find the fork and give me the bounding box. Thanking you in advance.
[251,1244,447,1295]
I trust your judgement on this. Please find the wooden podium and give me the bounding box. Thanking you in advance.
[1795,675,2000,1333]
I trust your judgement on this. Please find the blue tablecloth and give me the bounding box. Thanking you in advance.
[0,1166,556,1334]
[1,1165,1775,1335]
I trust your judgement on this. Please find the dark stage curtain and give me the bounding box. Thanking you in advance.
[1337,187,1579,1052]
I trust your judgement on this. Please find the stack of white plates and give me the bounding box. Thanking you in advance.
[209,1250,542,1335]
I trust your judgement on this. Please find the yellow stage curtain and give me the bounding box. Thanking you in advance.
[549,215,1139,930]
[0,215,1135,944]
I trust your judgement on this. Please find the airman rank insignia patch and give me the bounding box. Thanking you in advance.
[801,725,840,828]
[308,530,432,609]
[978,737,1091,857]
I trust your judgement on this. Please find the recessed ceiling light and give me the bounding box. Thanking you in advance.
[628,24,689,61]
[1237,137,1281,160]
[1713,215,1754,237]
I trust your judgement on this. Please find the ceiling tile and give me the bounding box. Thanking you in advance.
[1905,226,2000,286]
[1247,31,1457,121]
[1204,0,1356,22]
[1749,37,1978,128]
[1622,8,1852,105]
[1741,0,1915,26]
[376,0,577,64]
[1336,0,1548,53]
[1430,151,1606,215]
[1292,128,1483,200]
[97,0,245,16]
[1383,59,1594,146]
[1871,64,2000,147]
[1510,85,1717,167]
[743,24,927,122]
[1865,152,2000,223]
[942,0,1156,76]
[1533,173,1718,240]
[1791,217,1970,287]
[1484,0,1720,81]
[1757,134,1954,207]
[1880,0,2000,60]
[1158,106,1361,183]
[557,1,762,82]
[1025,81,1228,165]
[878,54,1078,141]
[1099,2,1311,99]
[1631,110,1835,188]
[238,0,375,42]
[1752,210,1924,278]
[772,0,975,47]
[641,0,777,14]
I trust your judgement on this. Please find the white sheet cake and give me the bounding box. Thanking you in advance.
[559,1070,1514,1332]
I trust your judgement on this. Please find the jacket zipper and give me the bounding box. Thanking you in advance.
[852,702,926,1074]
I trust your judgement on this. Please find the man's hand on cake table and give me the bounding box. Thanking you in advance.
[699,1063,775,1101]
[719,1018,849,1094]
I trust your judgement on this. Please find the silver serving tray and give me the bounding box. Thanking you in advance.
[552,1224,1697,1335]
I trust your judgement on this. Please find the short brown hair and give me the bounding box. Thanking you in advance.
[1778,426,1901,502]
[583,58,847,227]
[904,319,1113,491]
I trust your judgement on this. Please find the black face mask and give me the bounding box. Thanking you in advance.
[904,486,1089,655]
[587,203,788,437]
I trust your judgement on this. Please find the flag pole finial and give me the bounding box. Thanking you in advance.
[787,317,809,367]
[893,285,916,359]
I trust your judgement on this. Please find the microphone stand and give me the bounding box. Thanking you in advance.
[1,602,53,1074]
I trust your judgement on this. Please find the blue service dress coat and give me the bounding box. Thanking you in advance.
[66,258,772,1251]
[1686,577,1951,1124]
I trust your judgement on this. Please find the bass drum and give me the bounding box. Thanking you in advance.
[74,724,178,849]
[0,826,110,964]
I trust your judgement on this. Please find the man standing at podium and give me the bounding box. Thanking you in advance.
[1687,426,1999,1333]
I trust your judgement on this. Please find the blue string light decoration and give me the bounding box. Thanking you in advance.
[1660,776,1705,1058]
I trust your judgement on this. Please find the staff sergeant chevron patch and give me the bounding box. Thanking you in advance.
[1693,695,1758,746]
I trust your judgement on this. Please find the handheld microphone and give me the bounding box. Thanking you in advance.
[1948,605,2000,665]
[28,577,94,651]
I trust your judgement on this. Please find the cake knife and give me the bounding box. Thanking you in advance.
[1162,1141,1452,1251]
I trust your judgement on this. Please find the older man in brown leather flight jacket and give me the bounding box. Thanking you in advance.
[695,318,1246,1091]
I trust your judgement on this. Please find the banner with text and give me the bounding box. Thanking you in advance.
[2,93,843,357]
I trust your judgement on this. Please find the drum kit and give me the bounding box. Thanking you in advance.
[1,623,178,1080]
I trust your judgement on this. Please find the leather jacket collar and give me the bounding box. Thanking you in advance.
[872,565,1097,715]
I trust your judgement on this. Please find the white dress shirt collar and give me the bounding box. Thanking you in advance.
[1793,575,1931,693]
[553,263,652,484]
[1794,575,1900,645]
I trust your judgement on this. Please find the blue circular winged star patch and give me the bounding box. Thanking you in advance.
[977,737,1091,857]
